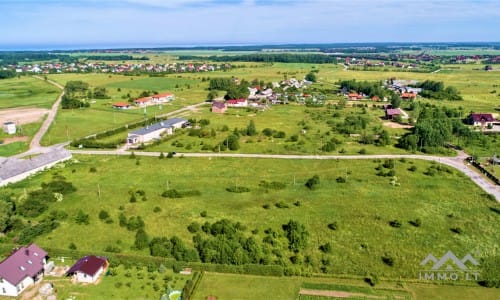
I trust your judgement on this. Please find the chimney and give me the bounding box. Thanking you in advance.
[25,249,29,256]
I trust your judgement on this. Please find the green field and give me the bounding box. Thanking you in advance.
[4,155,498,281]
[0,76,60,109]
[192,272,499,300]
[0,121,43,156]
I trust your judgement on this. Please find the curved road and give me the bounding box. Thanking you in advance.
[70,149,499,201]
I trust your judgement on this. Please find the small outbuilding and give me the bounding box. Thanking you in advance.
[3,121,16,135]
[211,101,227,113]
[66,256,108,284]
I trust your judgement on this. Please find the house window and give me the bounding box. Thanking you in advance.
[19,266,26,271]
[2,287,6,294]
[27,260,33,264]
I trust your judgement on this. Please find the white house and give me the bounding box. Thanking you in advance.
[66,256,108,284]
[0,244,49,297]
[3,122,16,135]
[127,118,188,145]
[152,93,174,104]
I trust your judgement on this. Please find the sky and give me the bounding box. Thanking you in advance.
[1,0,499,50]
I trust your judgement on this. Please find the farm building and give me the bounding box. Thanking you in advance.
[0,244,49,297]
[211,101,227,113]
[134,93,174,107]
[401,92,417,100]
[127,118,188,145]
[226,98,248,107]
[347,93,363,100]
[3,122,16,135]
[112,102,131,109]
[385,108,402,120]
[0,147,72,186]
[468,113,495,127]
[66,256,108,284]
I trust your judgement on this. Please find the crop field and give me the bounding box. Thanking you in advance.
[0,76,60,109]
[5,155,498,281]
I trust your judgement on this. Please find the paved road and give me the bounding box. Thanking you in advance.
[29,76,65,151]
[70,149,499,201]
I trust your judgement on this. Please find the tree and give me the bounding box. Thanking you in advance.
[246,120,257,136]
[378,130,391,146]
[305,175,320,190]
[0,199,14,232]
[207,90,218,100]
[75,210,90,225]
[283,220,309,252]
[390,94,402,109]
[224,134,240,150]
[305,72,317,82]
[134,228,149,250]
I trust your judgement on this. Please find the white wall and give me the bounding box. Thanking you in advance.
[76,266,103,283]
[0,276,34,297]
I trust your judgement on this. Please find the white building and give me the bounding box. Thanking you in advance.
[67,256,108,284]
[3,122,16,135]
[127,118,188,145]
[0,244,49,297]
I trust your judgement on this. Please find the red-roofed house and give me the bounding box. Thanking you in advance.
[371,96,380,101]
[347,93,363,100]
[226,98,248,107]
[67,256,108,283]
[134,97,152,106]
[211,101,227,113]
[386,108,402,120]
[468,113,495,127]
[152,93,174,103]
[112,102,131,109]
[0,244,49,297]
[401,92,417,100]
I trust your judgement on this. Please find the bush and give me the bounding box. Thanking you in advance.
[75,210,90,225]
[226,186,250,193]
[200,211,207,217]
[305,175,320,190]
[319,242,333,253]
[389,220,402,228]
[275,201,289,209]
[408,165,417,172]
[99,210,110,220]
[187,222,201,233]
[336,176,346,183]
[69,242,77,250]
[450,227,463,234]
[382,255,394,266]
[262,204,271,209]
[153,206,161,213]
[409,218,421,227]
[327,222,337,230]
[364,273,379,286]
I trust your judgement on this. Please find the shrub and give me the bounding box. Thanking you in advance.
[294,201,301,207]
[161,189,182,198]
[99,210,110,220]
[364,273,379,286]
[305,175,320,190]
[409,218,422,227]
[319,242,333,253]
[382,159,395,169]
[275,201,289,209]
[389,220,402,228]
[262,204,270,209]
[75,210,90,225]
[187,222,201,233]
[226,186,250,193]
[69,242,77,250]
[200,211,207,217]
[336,176,346,183]
[153,206,162,213]
[89,167,97,173]
[450,227,463,234]
[358,148,367,154]
[327,222,337,230]
[408,165,417,172]
[382,255,394,266]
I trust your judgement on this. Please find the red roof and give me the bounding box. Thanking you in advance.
[112,102,130,107]
[386,108,401,116]
[134,97,151,103]
[0,244,47,285]
[226,98,247,104]
[371,96,380,101]
[67,256,107,277]
[470,113,494,122]
[401,93,416,98]
[348,93,359,97]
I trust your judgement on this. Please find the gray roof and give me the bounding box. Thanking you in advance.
[0,148,72,182]
[130,118,187,136]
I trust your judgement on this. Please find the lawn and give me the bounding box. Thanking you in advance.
[0,121,42,156]
[4,155,498,280]
[0,76,60,109]
[43,264,190,300]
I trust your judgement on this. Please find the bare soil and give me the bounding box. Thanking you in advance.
[299,288,385,299]
[1,136,29,145]
[383,121,413,129]
[0,107,49,125]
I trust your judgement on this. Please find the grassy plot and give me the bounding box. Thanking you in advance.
[0,121,43,156]
[44,264,190,300]
[5,155,498,279]
[0,76,60,109]
[191,272,498,300]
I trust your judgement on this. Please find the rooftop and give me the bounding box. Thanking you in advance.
[129,118,188,136]
[67,256,107,277]
[0,244,47,285]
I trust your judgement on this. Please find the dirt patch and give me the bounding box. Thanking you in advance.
[383,122,413,129]
[299,288,384,299]
[0,107,50,125]
[1,136,29,145]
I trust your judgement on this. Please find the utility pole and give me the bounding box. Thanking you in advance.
[97,184,101,199]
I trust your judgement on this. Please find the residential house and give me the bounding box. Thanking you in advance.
[371,96,380,101]
[385,108,402,120]
[468,113,495,127]
[347,93,363,100]
[127,118,188,145]
[134,97,152,107]
[211,101,227,113]
[401,92,417,100]
[152,93,174,103]
[226,98,248,107]
[66,256,108,284]
[3,122,16,135]
[0,244,49,297]
[112,102,131,110]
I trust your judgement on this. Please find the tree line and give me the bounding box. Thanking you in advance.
[180,53,339,64]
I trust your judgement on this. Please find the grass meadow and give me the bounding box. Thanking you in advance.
[0,121,43,156]
[5,155,498,280]
[0,76,60,109]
